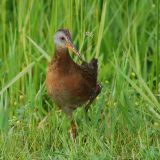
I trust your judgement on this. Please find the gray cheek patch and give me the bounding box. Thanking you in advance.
[54,38,61,46]
[54,37,64,47]
[54,31,67,48]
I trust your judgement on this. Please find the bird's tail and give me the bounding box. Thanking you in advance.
[88,58,98,71]
[81,58,98,83]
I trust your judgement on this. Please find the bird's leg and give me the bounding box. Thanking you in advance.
[65,109,77,141]
[85,83,102,112]
[69,119,77,141]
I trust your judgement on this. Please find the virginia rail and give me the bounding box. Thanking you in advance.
[45,29,101,139]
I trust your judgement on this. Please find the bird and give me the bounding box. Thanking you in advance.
[45,29,101,139]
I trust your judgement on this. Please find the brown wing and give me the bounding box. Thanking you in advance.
[79,58,102,111]
[80,58,98,87]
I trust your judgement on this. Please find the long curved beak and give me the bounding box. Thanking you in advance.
[66,40,82,61]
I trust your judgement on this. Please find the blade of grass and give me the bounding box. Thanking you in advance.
[110,61,160,120]
[27,36,51,62]
[0,55,43,96]
[95,1,107,58]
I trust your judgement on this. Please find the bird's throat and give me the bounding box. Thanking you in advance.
[55,47,72,62]
[52,47,73,74]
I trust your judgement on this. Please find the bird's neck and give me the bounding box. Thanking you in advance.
[54,47,71,61]
[50,47,73,73]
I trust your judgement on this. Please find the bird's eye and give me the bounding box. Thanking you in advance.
[60,37,65,41]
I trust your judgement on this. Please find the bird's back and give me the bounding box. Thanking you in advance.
[80,58,98,88]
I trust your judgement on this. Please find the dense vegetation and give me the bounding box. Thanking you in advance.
[0,0,159,159]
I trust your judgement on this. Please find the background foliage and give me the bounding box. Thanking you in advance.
[0,0,160,159]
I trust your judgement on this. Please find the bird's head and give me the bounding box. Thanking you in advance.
[54,29,81,59]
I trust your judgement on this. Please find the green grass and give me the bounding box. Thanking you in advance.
[0,0,160,159]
